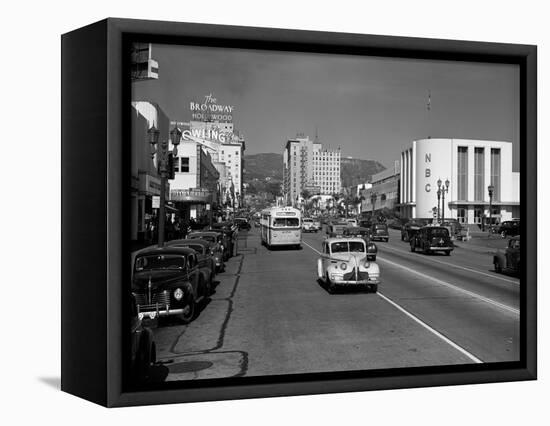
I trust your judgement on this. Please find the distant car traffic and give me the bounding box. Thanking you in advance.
[234,217,251,231]
[493,236,520,275]
[317,237,381,293]
[410,226,453,255]
[302,217,321,233]
[132,246,207,324]
[370,222,389,242]
[326,221,349,238]
[342,226,378,260]
[401,219,431,242]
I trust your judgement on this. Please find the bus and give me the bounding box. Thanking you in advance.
[260,206,302,249]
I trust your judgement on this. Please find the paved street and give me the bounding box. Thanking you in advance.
[150,227,519,381]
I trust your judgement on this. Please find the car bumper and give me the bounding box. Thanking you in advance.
[429,246,453,251]
[137,304,189,320]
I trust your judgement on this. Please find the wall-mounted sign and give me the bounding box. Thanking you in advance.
[190,93,235,122]
[152,196,160,208]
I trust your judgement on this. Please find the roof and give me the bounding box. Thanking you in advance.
[167,239,211,247]
[135,245,196,257]
[324,237,366,244]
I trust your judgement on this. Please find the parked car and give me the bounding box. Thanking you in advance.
[188,231,229,266]
[342,226,377,260]
[130,294,156,381]
[410,225,453,255]
[440,219,463,239]
[493,236,520,275]
[206,221,238,258]
[166,238,218,281]
[132,246,207,324]
[326,221,349,237]
[317,237,381,293]
[302,217,321,233]
[496,220,520,238]
[234,217,251,231]
[370,222,389,242]
[401,219,430,242]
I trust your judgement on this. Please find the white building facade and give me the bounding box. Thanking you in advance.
[283,134,341,205]
[400,138,519,224]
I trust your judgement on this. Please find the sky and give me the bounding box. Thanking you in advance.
[132,44,520,171]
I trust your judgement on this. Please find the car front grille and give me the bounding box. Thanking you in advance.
[342,268,369,281]
[134,290,171,308]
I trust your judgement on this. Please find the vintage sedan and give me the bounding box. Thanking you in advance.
[166,239,217,282]
[302,217,321,233]
[186,232,226,271]
[410,225,453,255]
[326,221,349,238]
[370,222,389,242]
[493,236,520,275]
[317,237,381,293]
[342,226,377,260]
[208,221,238,258]
[132,246,208,324]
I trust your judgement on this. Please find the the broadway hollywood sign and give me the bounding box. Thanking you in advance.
[190,93,235,122]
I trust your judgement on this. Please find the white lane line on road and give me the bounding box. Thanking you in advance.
[379,243,519,285]
[376,292,483,364]
[302,240,483,363]
[377,255,519,316]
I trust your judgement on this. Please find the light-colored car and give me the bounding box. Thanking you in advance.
[302,217,321,233]
[317,237,381,293]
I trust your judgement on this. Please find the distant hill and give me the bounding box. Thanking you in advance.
[340,157,386,188]
[243,153,386,195]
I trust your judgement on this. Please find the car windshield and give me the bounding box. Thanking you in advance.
[273,218,300,227]
[134,254,185,271]
[428,228,449,237]
[331,241,365,253]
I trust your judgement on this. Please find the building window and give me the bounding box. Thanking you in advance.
[457,206,467,223]
[181,157,189,173]
[474,148,485,201]
[457,146,468,201]
[491,148,501,202]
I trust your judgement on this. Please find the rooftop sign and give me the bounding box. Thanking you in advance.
[190,93,234,122]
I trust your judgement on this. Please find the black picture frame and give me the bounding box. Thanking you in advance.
[61,18,537,407]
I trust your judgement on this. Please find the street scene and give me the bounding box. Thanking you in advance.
[129,43,520,384]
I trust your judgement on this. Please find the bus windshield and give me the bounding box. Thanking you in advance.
[273,218,300,227]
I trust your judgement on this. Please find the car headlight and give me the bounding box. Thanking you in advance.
[173,288,184,301]
[340,263,348,270]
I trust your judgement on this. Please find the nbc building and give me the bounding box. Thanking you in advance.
[399,138,520,224]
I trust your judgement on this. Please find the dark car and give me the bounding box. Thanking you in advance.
[132,246,208,324]
[130,294,156,381]
[493,236,520,275]
[326,221,348,237]
[186,232,226,271]
[401,219,431,242]
[496,220,520,238]
[440,219,463,239]
[358,219,372,229]
[342,226,378,260]
[205,222,238,259]
[410,226,453,255]
[234,217,251,231]
[166,239,218,282]
[370,223,389,242]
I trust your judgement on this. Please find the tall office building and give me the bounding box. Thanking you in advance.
[283,134,341,205]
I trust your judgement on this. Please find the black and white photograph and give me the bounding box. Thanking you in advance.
[129,42,522,385]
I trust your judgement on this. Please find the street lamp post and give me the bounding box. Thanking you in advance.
[437,178,450,223]
[488,184,494,234]
[148,124,181,247]
[436,186,442,223]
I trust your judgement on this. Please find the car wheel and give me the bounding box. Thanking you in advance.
[494,259,502,273]
[179,290,196,324]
